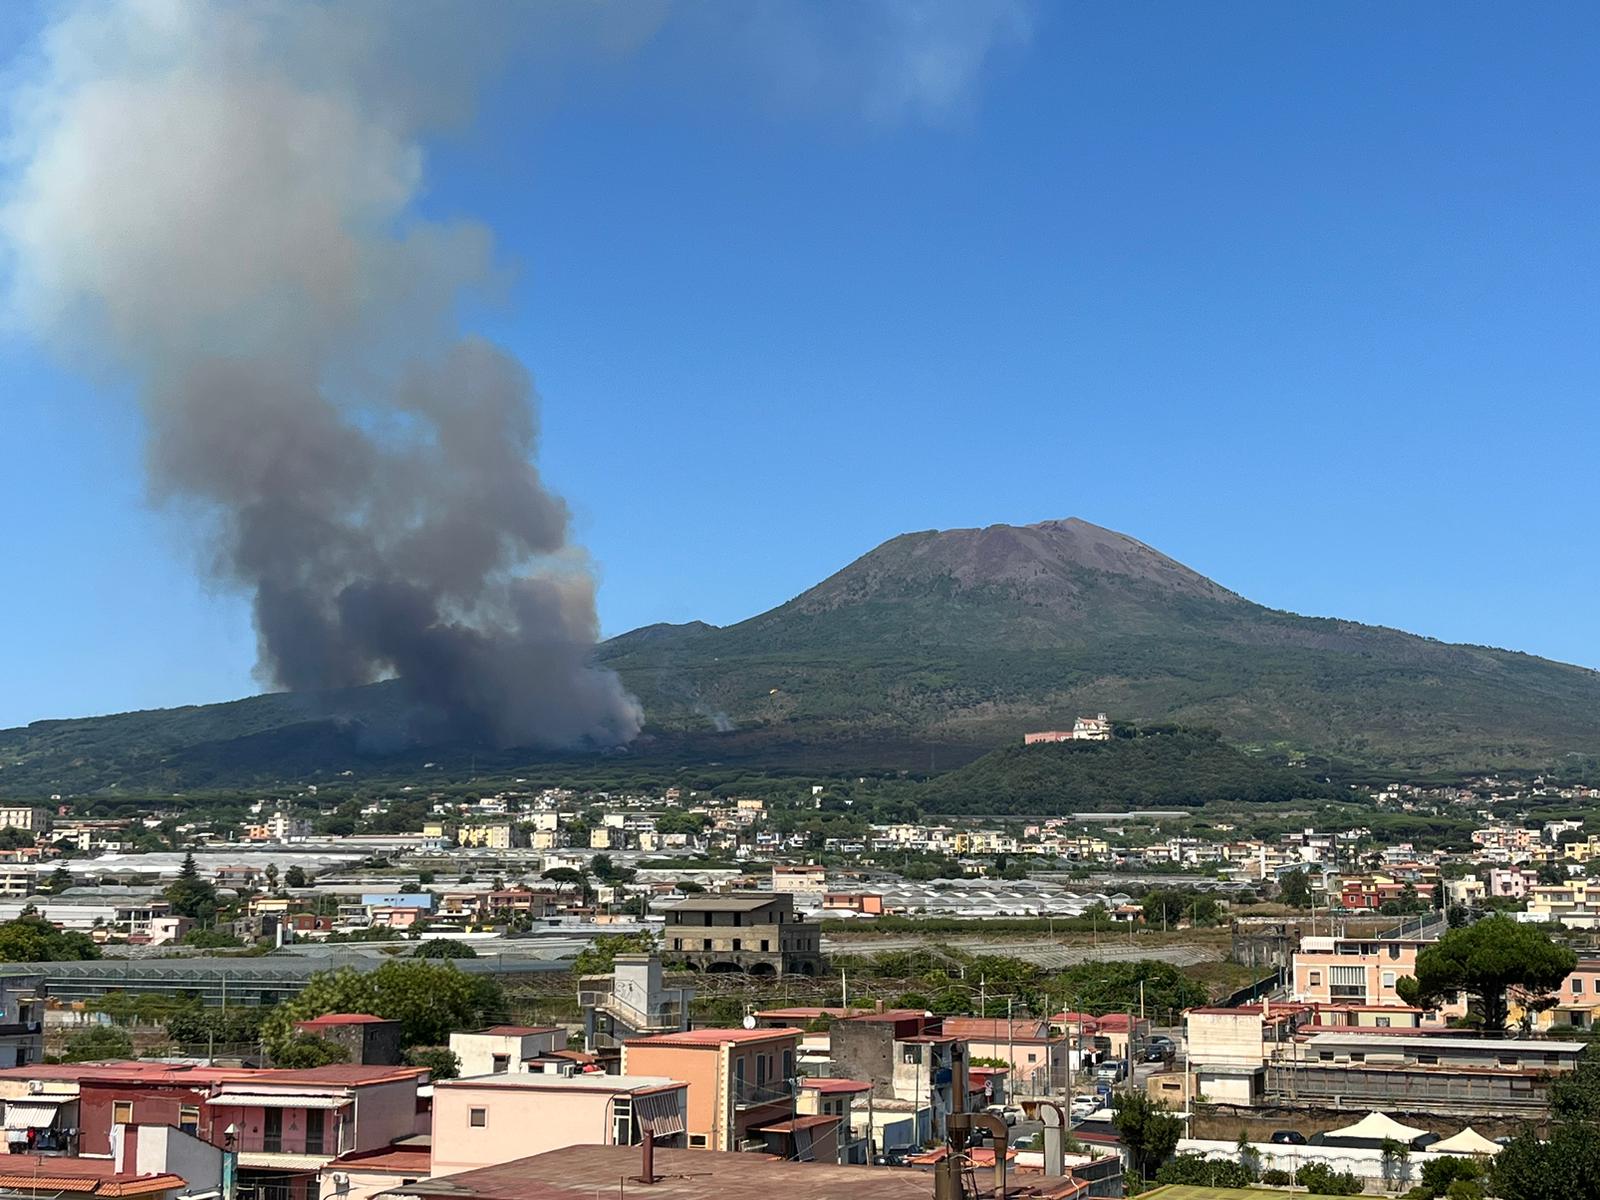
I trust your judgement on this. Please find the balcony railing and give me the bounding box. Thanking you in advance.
[733,1078,797,1109]
[229,1128,352,1158]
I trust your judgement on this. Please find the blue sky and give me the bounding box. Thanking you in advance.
[3,1,1599,729]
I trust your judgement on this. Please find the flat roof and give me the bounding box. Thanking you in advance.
[664,894,785,912]
[1303,1033,1586,1052]
[442,1074,681,1094]
[626,1027,802,1048]
[389,1144,1075,1200]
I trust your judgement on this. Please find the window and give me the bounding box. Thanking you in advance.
[1308,971,1322,987]
[492,1053,510,1074]
[305,1109,325,1155]
[1375,1017,1391,1028]
[1381,972,1396,989]
[113,1101,134,1125]
[761,940,770,952]
[469,1108,488,1128]
[1545,1052,1561,1065]
[263,1108,283,1153]
[1388,944,1402,960]
[1575,978,1586,995]
[1498,1055,1519,1067]
[1348,1052,1365,1063]
[732,939,742,951]
[690,1134,708,1148]
[703,939,712,951]
[1027,1053,1037,1064]
[1318,1051,1334,1062]
[179,1105,200,1136]
[1418,1053,1438,1065]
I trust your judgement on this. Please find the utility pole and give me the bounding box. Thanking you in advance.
[1007,997,1015,1097]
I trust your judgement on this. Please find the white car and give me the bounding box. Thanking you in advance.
[984,1104,1022,1126]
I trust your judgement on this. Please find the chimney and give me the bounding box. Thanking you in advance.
[637,1128,657,1185]
[875,998,885,1014]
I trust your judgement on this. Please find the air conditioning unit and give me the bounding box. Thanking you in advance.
[27,1081,42,1094]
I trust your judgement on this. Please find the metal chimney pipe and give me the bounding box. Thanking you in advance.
[639,1129,656,1184]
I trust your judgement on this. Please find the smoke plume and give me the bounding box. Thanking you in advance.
[0,1,643,747]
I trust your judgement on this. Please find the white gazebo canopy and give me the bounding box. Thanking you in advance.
[1430,1127,1502,1156]
[1325,1111,1432,1143]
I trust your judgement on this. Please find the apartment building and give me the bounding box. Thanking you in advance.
[430,1073,688,1175]
[0,808,46,834]
[1291,933,1444,1011]
[457,824,516,851]
[661,894,822,976]
[621,1027,802,1152]
[1525,881,1600,928]
[771,865,826,899]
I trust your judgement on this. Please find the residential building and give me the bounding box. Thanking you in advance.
[0,972,44,1069]
[320,1144,433,1200]
[771,865,826,899]
[795,1078,871,1164]
[448,1027,567,1078]
[939,1017,1070,1095]
[1526,880,1600,927]
[661,894,822,976]
[429,1073,687,1176]
[0,808,47,833]
[621,1027,802,1152]
[1291,933,1444,1010]
[578,953,693,1070]
[457,825,516,851]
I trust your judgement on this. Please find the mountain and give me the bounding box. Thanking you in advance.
[6,517,1600,792]
[598,517,1600,769]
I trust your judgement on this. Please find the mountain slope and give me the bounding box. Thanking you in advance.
[599,518,1600,769]
[6,516,1600,791]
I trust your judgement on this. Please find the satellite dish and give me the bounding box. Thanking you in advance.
[742,1015,757,1030]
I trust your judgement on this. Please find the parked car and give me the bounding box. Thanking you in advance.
[1270,1130,1308,1145]
[1142,1042,1175,1064]
[1095,1060,1127,1083]
[985,1104,1023,1126]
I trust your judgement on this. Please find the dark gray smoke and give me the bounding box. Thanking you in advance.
[2,0,1035,748]
[0,1,642,747]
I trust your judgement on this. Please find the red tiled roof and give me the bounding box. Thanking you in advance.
[800,1077,871,1094]
[0,1157,186,1197]
[626,1027,802,1048]
[328,1144,434,1173]
[479,1025,559,1037]
[756,1115,838,1134]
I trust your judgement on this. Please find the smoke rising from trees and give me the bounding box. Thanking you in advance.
[0,1,642,747]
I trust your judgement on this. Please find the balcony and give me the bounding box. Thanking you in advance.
[733,1078,797,1110]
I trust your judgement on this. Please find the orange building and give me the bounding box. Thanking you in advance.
[621,1027,802,1152]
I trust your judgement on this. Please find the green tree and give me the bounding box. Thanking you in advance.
[63,1023,133,1062]
[284,866,308,889]
[0,914,101,962]
[264,862,280,892]
[1278,868,1311,909]
[1492,1125,1600,1200]
[1295,1162,1363,1195]
[574,932,654,975]
[165,852,219,921]
[45,865,73,895]
[260,960,502,1054]
[1155,1155,1253,1188]
[413,939,477,959]
[183,928,244,949]
[273,1034,349,1068]
[1395,914,1577,1031]
[1112,1091,1181,1181]
[1411,1156,1485,1200]
[1141,887,1220,928]
[404,1045,461,1079]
